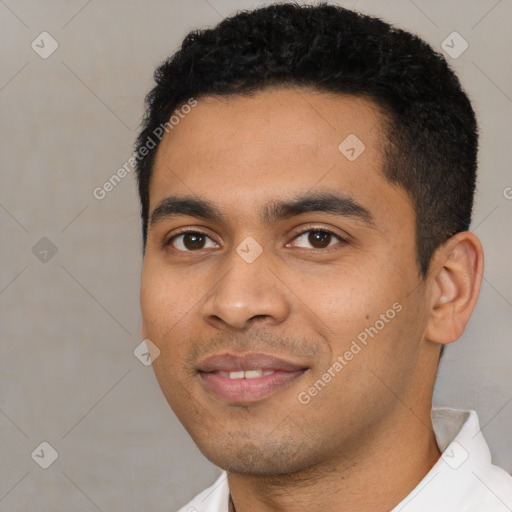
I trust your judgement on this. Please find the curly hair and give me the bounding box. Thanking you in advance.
[135,2,478,277]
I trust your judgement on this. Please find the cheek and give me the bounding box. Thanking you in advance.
[140,267,196,397]
[140,268,165,334]
[311,270,380,331]
[140,263,189,344]
[314,266,413,356]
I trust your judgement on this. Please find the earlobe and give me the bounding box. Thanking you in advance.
[424,231,484,345]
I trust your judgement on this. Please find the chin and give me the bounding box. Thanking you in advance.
[195,435,322,477]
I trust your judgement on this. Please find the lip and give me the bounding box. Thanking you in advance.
[197,352,308,404]
[197,352,306,373]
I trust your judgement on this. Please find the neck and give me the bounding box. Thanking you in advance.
[227,406,441,512]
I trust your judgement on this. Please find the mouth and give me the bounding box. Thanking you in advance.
[197,352,309,404]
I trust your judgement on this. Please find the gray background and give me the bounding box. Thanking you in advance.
[0,0,511,510]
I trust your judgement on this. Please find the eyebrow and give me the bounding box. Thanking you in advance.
[150,191,374,228]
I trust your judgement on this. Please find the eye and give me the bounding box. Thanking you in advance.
[165,227,347,253]
[288,228,346,250]
[167,230,219,251]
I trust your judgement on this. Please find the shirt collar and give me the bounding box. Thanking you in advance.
[189,407,512,512]
[391,406,512,511]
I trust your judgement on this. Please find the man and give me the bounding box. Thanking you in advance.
[135,3,512,511]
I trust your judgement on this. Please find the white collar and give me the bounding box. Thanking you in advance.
[179,407,512,511]
[392,407,512,511]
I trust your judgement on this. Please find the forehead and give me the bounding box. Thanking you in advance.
[149,88,411,228]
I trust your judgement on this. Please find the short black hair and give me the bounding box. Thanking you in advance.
[135,2,478,278]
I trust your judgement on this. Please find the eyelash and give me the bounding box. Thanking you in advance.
[165,226,348,253]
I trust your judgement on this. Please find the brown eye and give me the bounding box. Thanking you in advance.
[290,229,345,250]
[182,233,206,250]
[308,231,332,248]
[168,231,219,251]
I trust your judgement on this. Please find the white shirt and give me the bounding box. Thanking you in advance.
[176,407,512,512]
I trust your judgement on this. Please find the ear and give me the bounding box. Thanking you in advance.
[424,231,484,345]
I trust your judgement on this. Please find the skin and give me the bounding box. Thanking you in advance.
[140,87,484,512]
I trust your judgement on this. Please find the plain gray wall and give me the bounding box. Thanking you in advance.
[0,0,511,510]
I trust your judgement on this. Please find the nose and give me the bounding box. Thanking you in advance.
[201,245,291,331]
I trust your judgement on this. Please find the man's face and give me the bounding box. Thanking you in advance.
[140,88,433,475]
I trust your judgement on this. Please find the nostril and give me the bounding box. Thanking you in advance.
[250,314,269,321]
